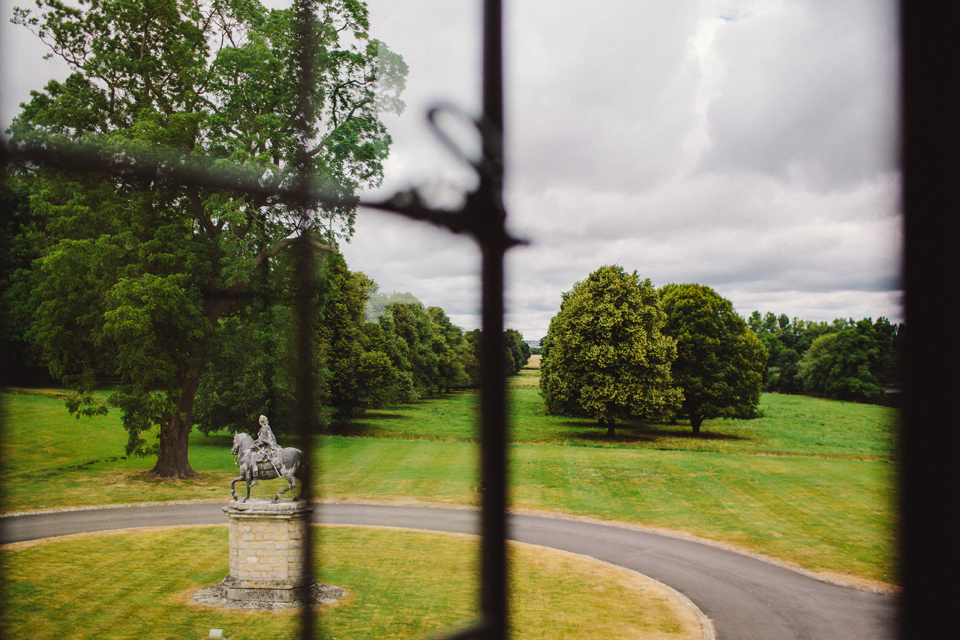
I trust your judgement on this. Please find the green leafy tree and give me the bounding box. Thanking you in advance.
[193,258,299,437]
[383,301,444,396]
[660,284,767,435]
[10,0,406,476]
[427,306,472,392]
[463,328,530,379]
[318,259,398,420]
[540,265,682,436]
[367,314,418,403]
[748,311,901,402]
[504,328,531,375]
[364,287,422,323]
[797,317,901,403]
[747,311,836,393]
[0,168,45,385]
[749,311,799,393]
[871,317,903,390]
[463,328,482,387]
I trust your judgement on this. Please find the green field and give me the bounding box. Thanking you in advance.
[0,363,898,587]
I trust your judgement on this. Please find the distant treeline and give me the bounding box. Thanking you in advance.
[747,312,902,404]
[189,255,532,431]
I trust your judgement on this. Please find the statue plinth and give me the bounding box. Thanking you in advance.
[221,500,314,603]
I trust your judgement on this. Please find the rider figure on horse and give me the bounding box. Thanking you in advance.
[252,414,283,483]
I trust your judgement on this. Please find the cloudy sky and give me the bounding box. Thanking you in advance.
[1,0,902,339]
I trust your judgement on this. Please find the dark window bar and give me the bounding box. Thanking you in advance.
[898,3,960,639]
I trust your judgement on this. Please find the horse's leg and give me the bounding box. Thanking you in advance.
[241,467,252,503]
[230,475,243,501]
[272,468,296,503]
[294,466,306,501]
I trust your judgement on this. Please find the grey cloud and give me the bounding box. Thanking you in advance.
[696,1,899,187]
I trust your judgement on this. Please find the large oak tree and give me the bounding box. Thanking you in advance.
[660,283,767,435]
[9,0,406,476]
[540,265,682,436]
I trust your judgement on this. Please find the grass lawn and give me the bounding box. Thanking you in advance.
[0,366,899,586]
[1,526,701,640]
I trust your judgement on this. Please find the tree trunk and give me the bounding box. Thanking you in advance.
[149,374,200,478]
[690,414,704,436]
[600,417,616,437]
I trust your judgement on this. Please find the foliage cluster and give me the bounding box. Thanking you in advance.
[1,0,535,472]
[748,311,902,403]
[363,287,422,323]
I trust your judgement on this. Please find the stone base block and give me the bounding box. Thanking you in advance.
[220,576,315,603]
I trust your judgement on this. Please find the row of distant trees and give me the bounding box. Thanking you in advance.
[192,251,530,436]
[747,312,902,403]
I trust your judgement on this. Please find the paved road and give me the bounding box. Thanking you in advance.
[0,502,897,640]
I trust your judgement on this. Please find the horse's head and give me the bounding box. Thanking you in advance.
[231,431,256,460]
[231,431,247,456]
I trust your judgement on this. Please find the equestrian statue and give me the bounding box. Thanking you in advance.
[230,415,307,503]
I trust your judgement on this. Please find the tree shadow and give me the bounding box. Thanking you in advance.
[362,412,413,421]
[325,420,381,437]
[193,432,235,450]
[561,422,750,443]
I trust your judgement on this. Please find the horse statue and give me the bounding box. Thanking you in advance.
[230,431,307,503]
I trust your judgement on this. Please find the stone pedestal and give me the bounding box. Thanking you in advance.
[221,500,314,603]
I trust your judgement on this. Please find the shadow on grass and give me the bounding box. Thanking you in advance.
[560,422,751,444]
[325,421,382,437]
[191,433,235,455]
[361,412,413,421]
[13,455,129,478]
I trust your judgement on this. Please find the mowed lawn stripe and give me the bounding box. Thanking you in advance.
[322,437,476,503]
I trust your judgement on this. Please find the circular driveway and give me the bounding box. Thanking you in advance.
[0,502,897,640]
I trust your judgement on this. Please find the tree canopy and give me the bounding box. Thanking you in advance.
[8,0,406,476]
[540,265,681,435]
[660,283,767,435]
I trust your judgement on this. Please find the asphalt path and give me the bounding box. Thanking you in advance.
[0,502,897,640]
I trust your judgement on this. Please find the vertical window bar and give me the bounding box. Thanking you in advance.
[478,0,510,638]
[899,2,960,638]
[293,0,320,638]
